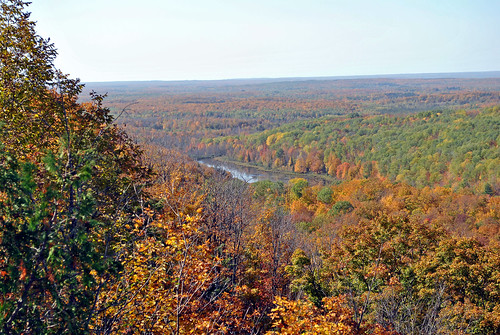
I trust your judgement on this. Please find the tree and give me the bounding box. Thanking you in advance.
[294,154,308,173]
[317,186,334,204]
[290,178,309,200]
[286,249,326,307]
[202,170,255,285]
[329,200,354,216]
[484,182,494,195]
[0,0,80,155]
[0,2,150,332]
[266,295,396,334]
[414,238,500,334]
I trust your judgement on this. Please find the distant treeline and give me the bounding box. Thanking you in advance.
[91,77,500,159]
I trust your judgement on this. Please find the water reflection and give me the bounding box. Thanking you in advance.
[198,159,263,183]
[198,159,329,185]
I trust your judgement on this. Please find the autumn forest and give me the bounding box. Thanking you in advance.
[1,1,500,334]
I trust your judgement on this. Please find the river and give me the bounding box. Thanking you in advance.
[198,158,331,185]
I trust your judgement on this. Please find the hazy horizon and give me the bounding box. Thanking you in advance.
[29,0,500,82]
[81,70,500,84]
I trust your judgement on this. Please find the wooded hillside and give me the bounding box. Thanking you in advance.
[202,108,499,192]
[84,72,500,160]
[1,1,499,334]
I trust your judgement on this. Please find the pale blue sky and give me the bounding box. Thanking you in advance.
[29,0,499,82]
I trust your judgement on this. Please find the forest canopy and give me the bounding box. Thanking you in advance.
[1,1,499,334]
[202,107,499,191]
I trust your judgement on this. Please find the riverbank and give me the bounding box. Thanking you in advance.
[201,156,338,185]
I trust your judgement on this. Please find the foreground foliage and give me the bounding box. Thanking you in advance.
[1,1,499,334]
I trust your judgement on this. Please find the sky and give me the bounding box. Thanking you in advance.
[28,0,500,82]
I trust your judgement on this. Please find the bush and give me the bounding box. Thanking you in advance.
[329,200,354,216]
[317,186,333,204]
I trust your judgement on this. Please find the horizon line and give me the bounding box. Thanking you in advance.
[82,70,500,84]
